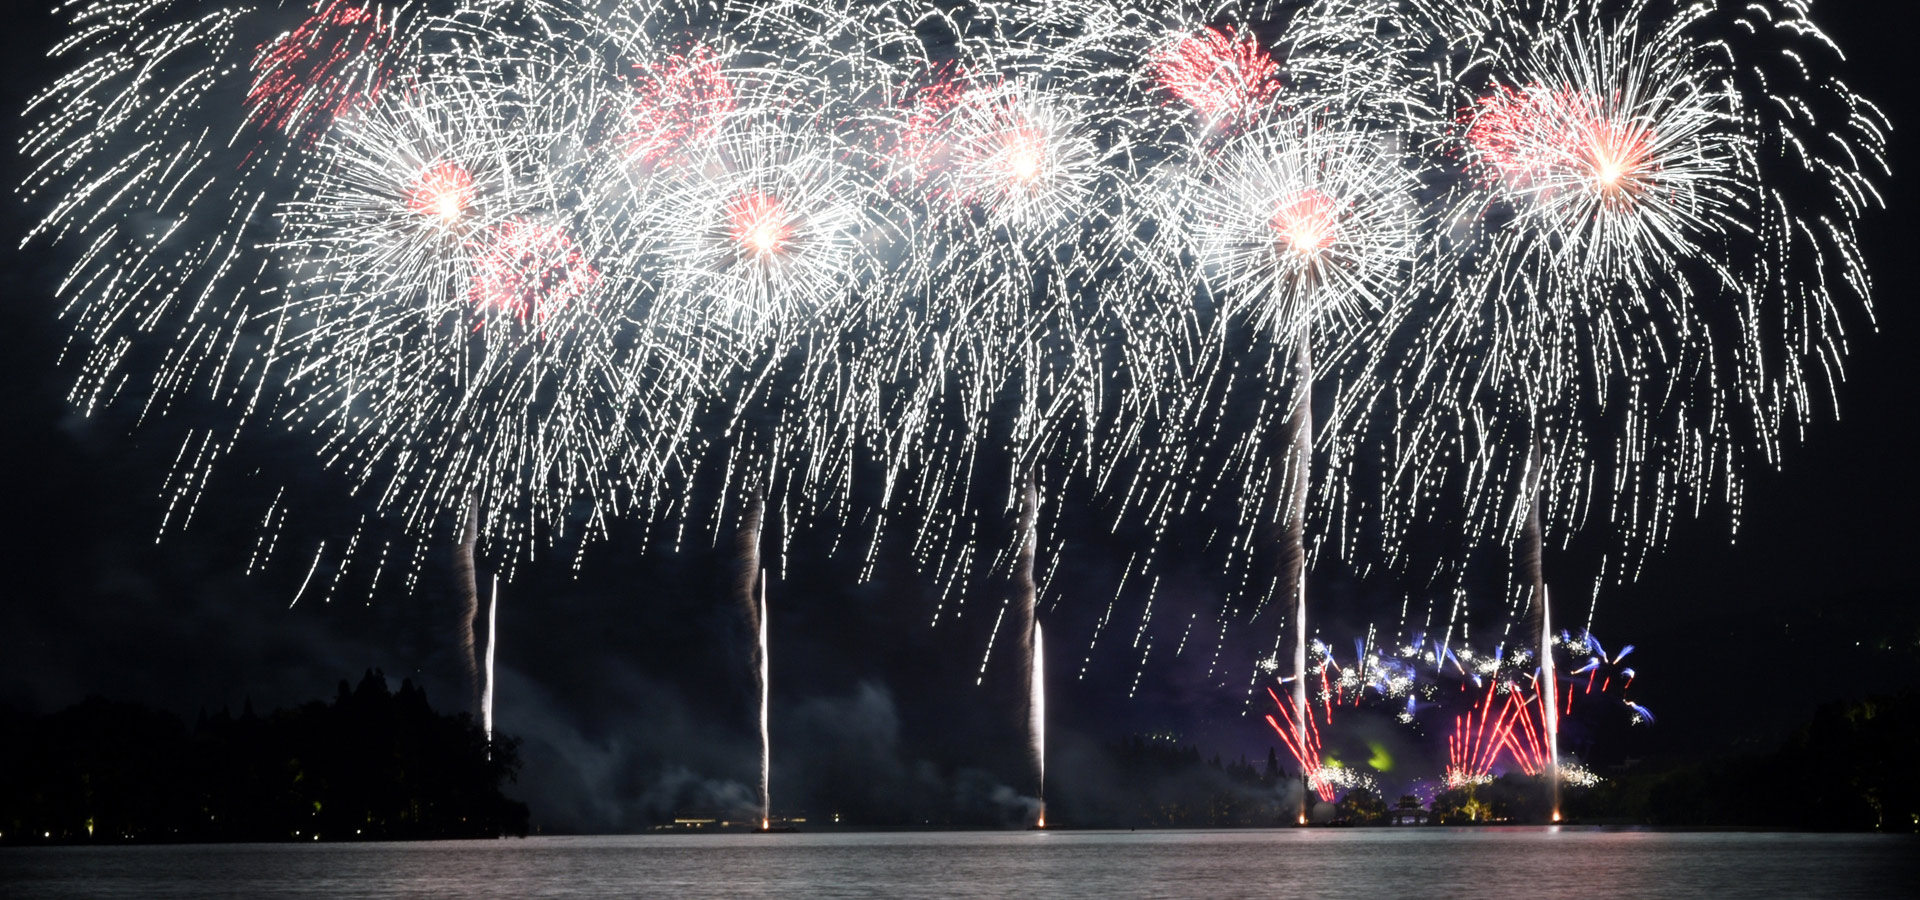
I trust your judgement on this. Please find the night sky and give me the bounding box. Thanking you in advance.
[3,3,1915,833]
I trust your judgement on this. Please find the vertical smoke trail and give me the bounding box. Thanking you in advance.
[454,504,481,716]
[1016,475,1043,825]
[483,575,498,743]
[1283,334,1313,823]
[1521,441,1560,820]
[736,491,768,829]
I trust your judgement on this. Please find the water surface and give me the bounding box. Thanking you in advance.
[3,829,1914,899]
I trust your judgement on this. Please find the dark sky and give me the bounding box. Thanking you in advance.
[3,2,1915,832]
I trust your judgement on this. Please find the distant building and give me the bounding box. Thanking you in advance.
[1389,795,1428,826]
[650,814,808,833]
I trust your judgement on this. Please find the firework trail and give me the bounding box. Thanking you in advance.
[1014,476,1044,824]
[1445,676,1550,786]
[266,19,696,729]
[801,1,1135,661]
[1256,9,1428,701]
[1264,685,1330,805]
[1184,121,1415,733]
[483,574,498,742]
[1030,617,1047,827]
[1084,2,1435,722]
[757,573,771,831]
[1536,585,1560,816]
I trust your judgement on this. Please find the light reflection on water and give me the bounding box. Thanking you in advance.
[2,829,1915,899]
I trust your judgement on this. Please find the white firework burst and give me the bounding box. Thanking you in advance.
[271,59,687,554]
[1184,115,1422,339]
[1456,12,1749,287]
[650,116,876,339]
[933,79,1105,236]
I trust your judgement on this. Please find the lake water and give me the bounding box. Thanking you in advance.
[3,829,1915,899]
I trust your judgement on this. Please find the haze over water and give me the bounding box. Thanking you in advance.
[4,829,1914,899]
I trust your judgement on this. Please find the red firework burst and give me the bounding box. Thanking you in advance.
[1270,189,1340,255]
[1445,679,1549,786]
[620,45,736,166]
[893,65,966,184]
[405,161,475,226]
[247,1,393,140]
[1464,85,1659,202]
[1264,687,1335,804]
[1153,26,1281,127]
[466,221,598,324]
[727,191,792,259]
[1464,86,1550,179]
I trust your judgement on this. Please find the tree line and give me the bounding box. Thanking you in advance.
[0,670,528,843]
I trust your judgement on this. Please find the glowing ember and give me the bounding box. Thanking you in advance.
[466,220,598,323]
[728,192,791,258]
[1270,190,1339,255]
[950,88,1059,202]
[1581,121,1656,201]
[247,0,392,139]
[1153,26,1280,127]
[1003,133,1046,184]
[404,161,475,225]
[621,45,736,165]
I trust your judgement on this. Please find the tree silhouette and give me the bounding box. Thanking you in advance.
[0,671,527,843]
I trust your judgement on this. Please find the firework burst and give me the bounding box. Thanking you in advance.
[1454,17,1747,288]
[1363,0,1886,587]
[1182,116,1421,338]
[648,115,876,338]
[938,81,1105,234]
